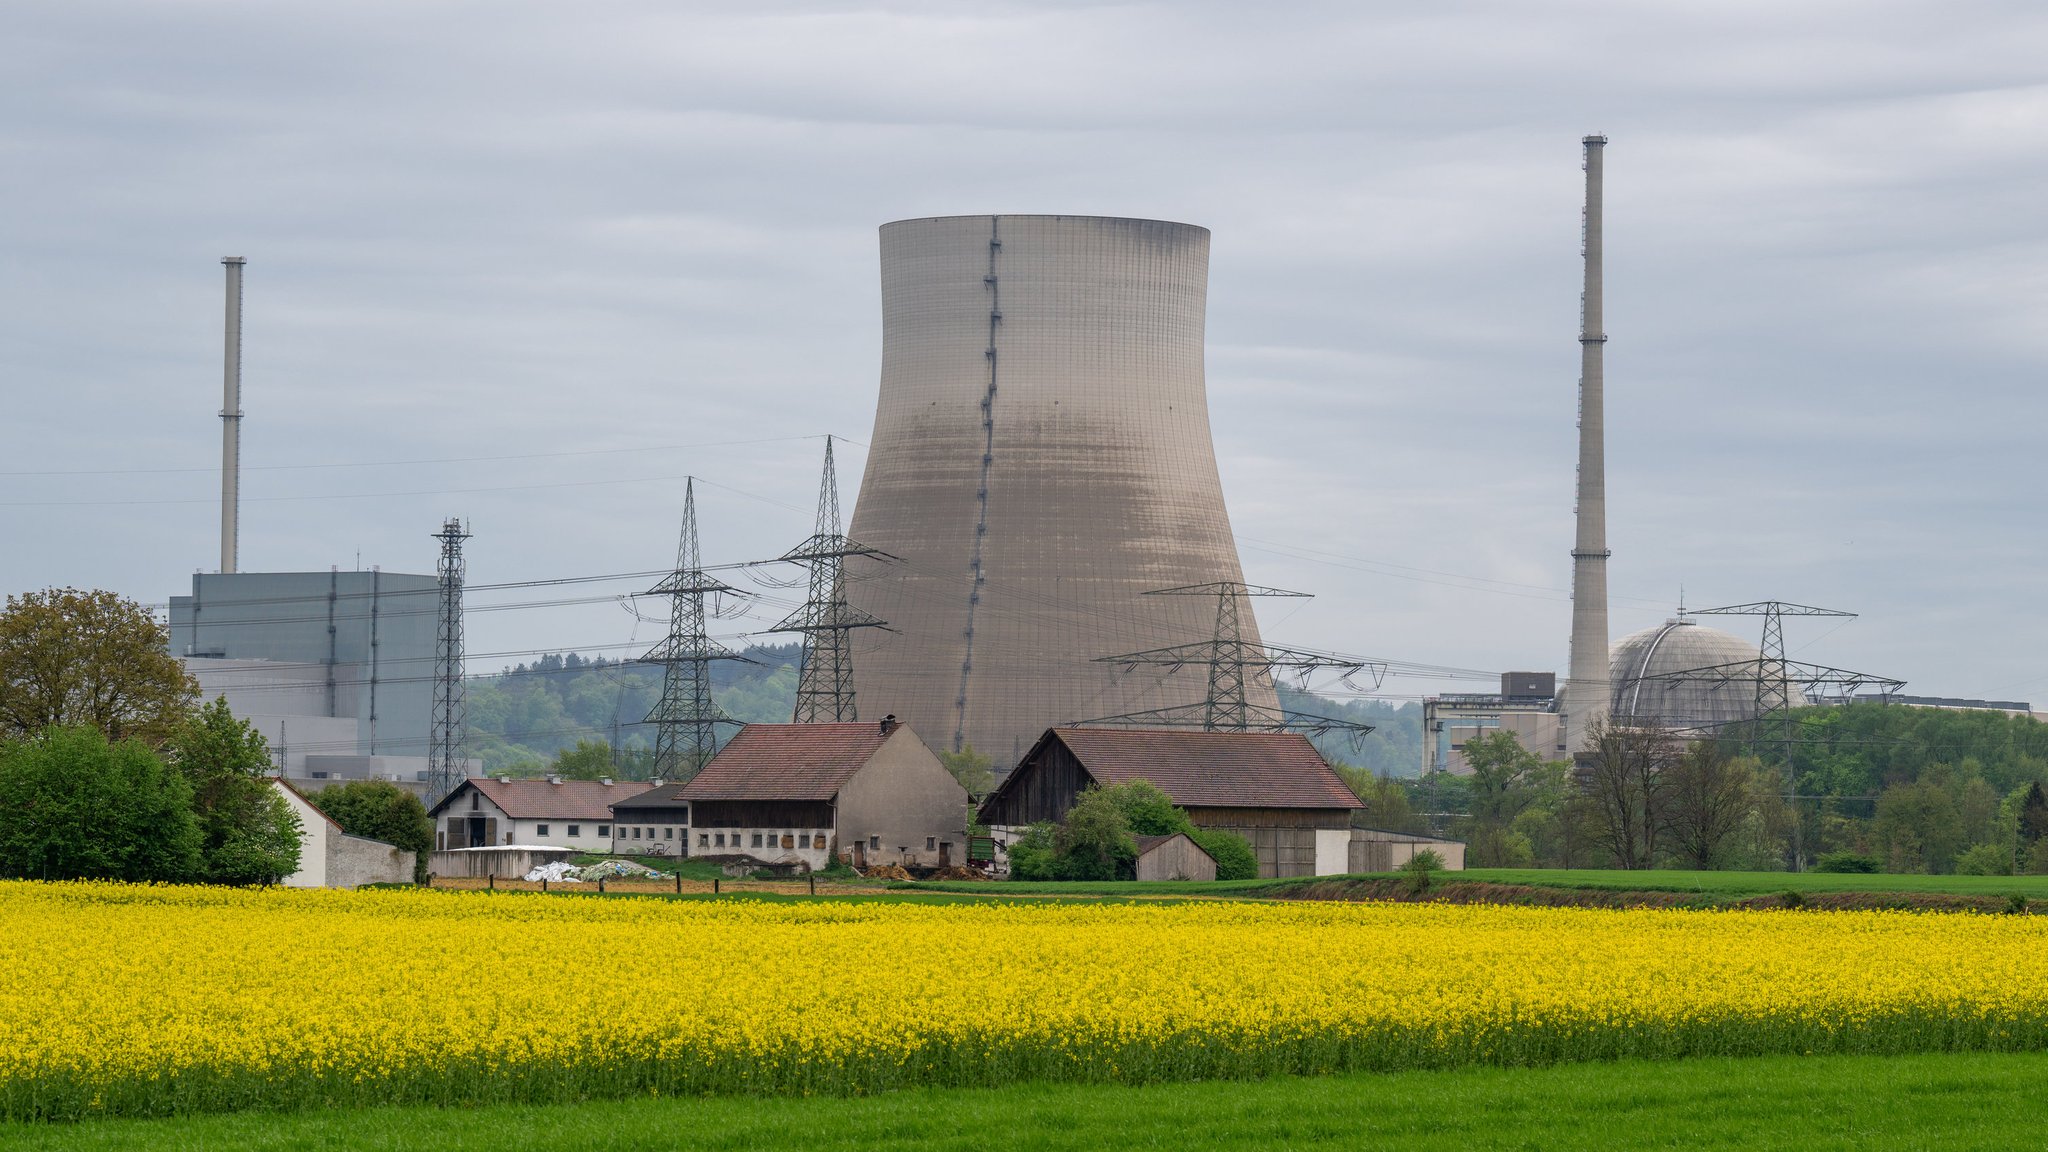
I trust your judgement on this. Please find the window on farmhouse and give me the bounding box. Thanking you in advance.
[699,833,709,847]
[813,834,826,849]
[633,828,641,840]
[869,835,880,851]
[926,837,936,851]
[537,824,550,837]
[568,825,580,837]
[752,833,763,848]
[664,827,673,839]
[715,833,726,847]
[597,825,609,837]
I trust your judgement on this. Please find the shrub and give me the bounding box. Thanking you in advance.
[0,726,201,882]
[1953,843,2014,877]
[1399,849,1445,895]
[1813,851,1881,874]
[1005,823,1060,881]
[1188,828,1259,881]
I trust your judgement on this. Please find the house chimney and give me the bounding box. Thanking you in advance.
[879,714,898,735]
[546,773,562,785]
[599,777,613,786]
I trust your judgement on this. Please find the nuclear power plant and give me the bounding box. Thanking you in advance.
[843,215,1278,766]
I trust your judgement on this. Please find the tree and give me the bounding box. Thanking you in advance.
[1187,828,1259,881]
[1335,764,1425,834]
[1098,779,1259,880]
[0,589,198,745]
[1658,742,1758,870]
[311,780,435,883]
[1054,785,1136,880]
[1005,821,1060,880]
[0,726,201,881]
[939,743,995,797]
[164,698,301,885]
[1456,731,1564,868]
[2020,782,2048,872]
[1579,720,1676,869]
[550,739,617,781]
[1871,779,1966,874]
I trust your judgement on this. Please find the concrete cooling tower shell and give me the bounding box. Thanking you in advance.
[845,215,1277,768]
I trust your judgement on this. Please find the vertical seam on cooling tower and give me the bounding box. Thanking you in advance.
[954,216,1001,752]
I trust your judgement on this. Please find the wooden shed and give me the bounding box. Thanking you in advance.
[1133,833,1216,881]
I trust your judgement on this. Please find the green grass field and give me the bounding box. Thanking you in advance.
[9,1052,2042,1151]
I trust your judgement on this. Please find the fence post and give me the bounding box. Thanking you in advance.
[675,872,681,895]
[599,875,607,895]
[809,874,816,896]
[488,873,494,891]
[713,877,720,895]
[542,877,548,894]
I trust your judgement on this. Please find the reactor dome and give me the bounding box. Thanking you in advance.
[1608,618,1805,733]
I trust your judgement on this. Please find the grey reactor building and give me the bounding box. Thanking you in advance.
[844,215,1278,768]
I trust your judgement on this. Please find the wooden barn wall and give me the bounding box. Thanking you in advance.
[692,799,836,828]
[984,741,1095,825]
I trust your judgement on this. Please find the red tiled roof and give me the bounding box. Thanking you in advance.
[438,778,655,821]
[679,722,900,801]
[1045,728,1364,810]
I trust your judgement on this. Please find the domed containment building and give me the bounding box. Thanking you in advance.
[844,215,1276,768]
[1608,618,1804,733]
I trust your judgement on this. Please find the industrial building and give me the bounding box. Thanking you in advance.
[1422,672,1568,775]
[978,728,1365,878]
[1608,617,1805,733]
[168,569,457,792]
[843,215,1278,770]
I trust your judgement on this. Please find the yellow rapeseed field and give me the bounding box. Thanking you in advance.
[3,881,2046,1119]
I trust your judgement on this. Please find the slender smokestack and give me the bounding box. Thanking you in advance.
[220,257,244,575]
[1565,136,1610,752]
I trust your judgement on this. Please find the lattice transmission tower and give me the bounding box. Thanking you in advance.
[1082,582,1384,738]
[1645,600,1903,870]
[427,517,471,804]
[764,437,893,722]
[640,480,754,781]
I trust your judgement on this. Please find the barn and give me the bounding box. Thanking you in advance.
[977,728,1365,878]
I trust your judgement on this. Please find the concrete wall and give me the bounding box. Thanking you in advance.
[1349,829,1467,872]
[272,779,411,888]
[845,216,1277,768]
[694,828,833,871]
[429,846,576,879]
[1136,834,1216,881]
[835,726,969,867]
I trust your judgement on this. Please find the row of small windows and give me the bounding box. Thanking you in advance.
[699,832,829,850]
[534,824,607,838]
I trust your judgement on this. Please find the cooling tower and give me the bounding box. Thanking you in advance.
[844,215,1277,768]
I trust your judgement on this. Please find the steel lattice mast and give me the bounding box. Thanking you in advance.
[1082,582,1383,737]
[1683,600,1869,871]
[427,517,470,804]
[767,437,892,722]
[640,480,753,781]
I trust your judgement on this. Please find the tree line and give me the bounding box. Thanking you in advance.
[1338,706,2048,874]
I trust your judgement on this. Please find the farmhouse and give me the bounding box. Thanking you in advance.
[427,776,654,852]
[270,778,414,888]
[978,728,1365,878]
[609,782,692,856]
[679,717,967,871]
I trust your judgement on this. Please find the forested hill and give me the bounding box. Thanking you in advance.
[464,649,1426,777]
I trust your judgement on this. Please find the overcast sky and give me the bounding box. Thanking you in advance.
[5,1,2045,706]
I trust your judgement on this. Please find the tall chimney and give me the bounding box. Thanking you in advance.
[220,257,245,575]
[1565,137,1610,753]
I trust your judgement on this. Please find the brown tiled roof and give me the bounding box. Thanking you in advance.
[612,780,692,815]
[679,722,899,802]
[434,778,655,821]
[1045,728,1364,810]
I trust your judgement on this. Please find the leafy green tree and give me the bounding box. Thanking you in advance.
[165,698,301,885]
[1187,828,1259,881]
[1871,779,1967,873]
[1054,786,1137,881]
[0,726,201,881]
[1004,822,1060,880]
[939,744,995,797]
[0,589,198,745]
[1456,731,1565,868]
[551,739,616,781]
[311,780,435,883]
[1335,765,1426,834]
[1953,843,2012,876]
